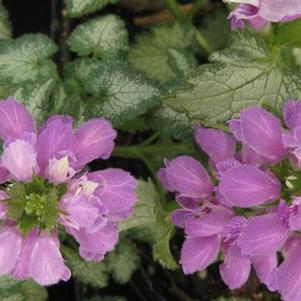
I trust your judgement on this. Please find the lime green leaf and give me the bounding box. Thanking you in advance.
[128,23,196,83]
[149,104,192,140]
[120,180,177,269]
[68,15,128,59]
[66,0,119,17]
[0,34,57,84]
[0,2,11,40]
[85,61,160,125]
[106,238,140,284]
[63,247,109,288]
[164,30,301,123]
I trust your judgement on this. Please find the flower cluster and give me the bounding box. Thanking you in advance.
[224,0,301,30]
[158,100,301,301]
[0,98,137,286]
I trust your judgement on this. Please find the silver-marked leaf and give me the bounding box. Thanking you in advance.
[149,104,192,140]
[0,34,57,84]
[85,61,160,125]
[128,23,196,83]
[68,15,128,59]
[0,1,11,40]
[63,247,109,288]
[120,180,177,269]
[106,238,140,284]
[164,30,301,123]
[12,79,57,124]
[66,0,119,17]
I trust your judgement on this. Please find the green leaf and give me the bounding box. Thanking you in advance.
[163,29,301,123]
[0,2,11,40]
[12,79,57,124]
[63,247,109,288]
[20,281,48,301]
[66,0,119,17]
[199,10,230,51]
[120,180,177,269]
[149,104,192,140]
[68,15,128,59]
[85,61,160,125]
[0,277,47,301]
[128,23,196,83]
[275,19,301,47]
[106,238,140,284]
[0,34,57,84]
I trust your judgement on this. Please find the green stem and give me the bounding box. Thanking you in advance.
[194,27,213,56]
[113,143,192,159]
[164,0,213,56]
[141,131,161,146]
[163,0,187,23]
[186,0,204,21]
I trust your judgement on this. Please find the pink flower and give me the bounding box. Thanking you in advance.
[158,100,301,299]
[0,98,138,286]
[225,0,301,30]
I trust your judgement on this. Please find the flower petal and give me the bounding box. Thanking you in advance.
[172,209,193,228]
[36,116,77,175]
[0,98,35,141]
[239,106,285,164]
[28,232,71,286]
[88,169,137,220]
[71,222,118,260]
[238,213,288,255]
[59,194,99,230]
[259,0,301,23]
[220,247,251,289]
[75,118,117,167]
[158,156,213,200]
[0,226,23,275]
[185,207,232,237]
[218,165,281,207]
[283,100,301,129]
[180,236,219,274]
[194,126,236,163]
[253,254,278,285]
[1,139,36,181]
[278,237,301,301]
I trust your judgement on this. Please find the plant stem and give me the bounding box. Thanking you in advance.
[163,0,213,55]
[187,0,204,21]
[113,143,192,159]
[163,0,187,24]
[194,26,213,56]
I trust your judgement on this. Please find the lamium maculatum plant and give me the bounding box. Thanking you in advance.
[0,98,137,286]
[158,100,301,301]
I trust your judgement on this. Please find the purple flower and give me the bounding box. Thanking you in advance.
[229,106,285,164]
[225,0,301,30]
[0,98,138,286]
[194,126,236,165]
[217,164,281,207]
[157,156,213,200]
[158,100,301,298]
